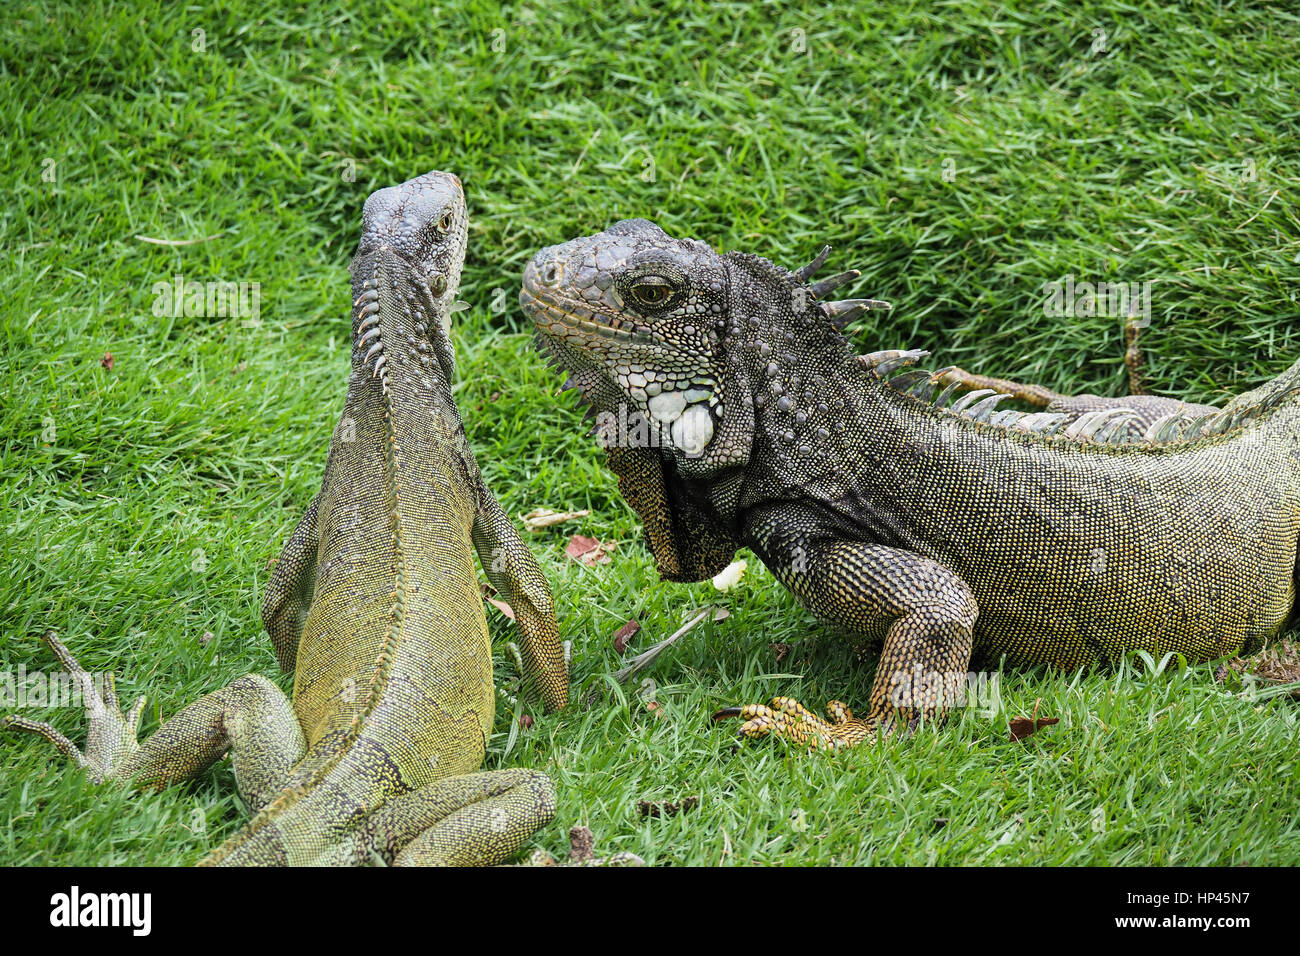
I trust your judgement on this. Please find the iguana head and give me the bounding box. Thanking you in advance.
[349,171,468,392]
[522,219,889,579]
[522,219,890,466]
[521,219,746,469]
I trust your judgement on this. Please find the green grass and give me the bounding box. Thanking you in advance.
[3,0,1299,865]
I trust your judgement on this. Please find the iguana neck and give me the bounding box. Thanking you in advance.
[688,255,867,521]
[346,246,461,421]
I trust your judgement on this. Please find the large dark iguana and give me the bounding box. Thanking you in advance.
[5,171,571,864]
[522,218,1300,747]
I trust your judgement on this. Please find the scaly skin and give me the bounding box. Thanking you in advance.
[522,219,1300,748]
[6,172,570,864]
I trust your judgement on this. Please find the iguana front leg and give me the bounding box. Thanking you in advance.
[472,478,568,712]
[4,632,305,811]
[721,509,978,747]
[712,697,872,748]
[262,496,320,673]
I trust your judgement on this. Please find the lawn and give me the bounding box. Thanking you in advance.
[2,0,1298,865]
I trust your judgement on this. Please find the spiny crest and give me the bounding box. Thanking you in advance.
[353,279,390,392]
[731,245,892,332]
[792,243,892,330]
[858,349,1294,446]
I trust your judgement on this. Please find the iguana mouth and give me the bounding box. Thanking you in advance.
[519,283,655,345]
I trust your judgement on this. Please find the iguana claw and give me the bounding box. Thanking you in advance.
[713,696,877,749]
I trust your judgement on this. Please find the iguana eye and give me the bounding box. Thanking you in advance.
[437,212,454,233]
[630,277,675,307]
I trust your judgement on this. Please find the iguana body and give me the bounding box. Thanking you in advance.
[7,172,569,863]
[522,219,1300,745]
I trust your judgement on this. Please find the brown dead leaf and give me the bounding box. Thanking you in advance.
[770,642,792,663]
[1008,698,1059,742]
[637,795,700,818]
[485,596,515,620]
[613,619,640,653]
[100,352,114,370]
[199,630,215,647]
[565,534,616,566]
[519,714,534,729]
[645,700,663,718]
[522,508,591,532]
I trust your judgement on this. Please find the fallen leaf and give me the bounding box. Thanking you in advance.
[637,795,699,818]
[565,534,616,566]
[522,508,591,532]
[645,699,663,717]
[1008,698,1060,742]
[519,714,534,729]
[613,619,640,653]
[770,642,792,663]
[485,596,515,620]
[100,352,114,370]
[711,559,747,591]
[710,606,731,622]
[199,630,215,647]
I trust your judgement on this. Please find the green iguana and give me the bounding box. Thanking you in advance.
[522,218,1300,747]
[6,171,572,864]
